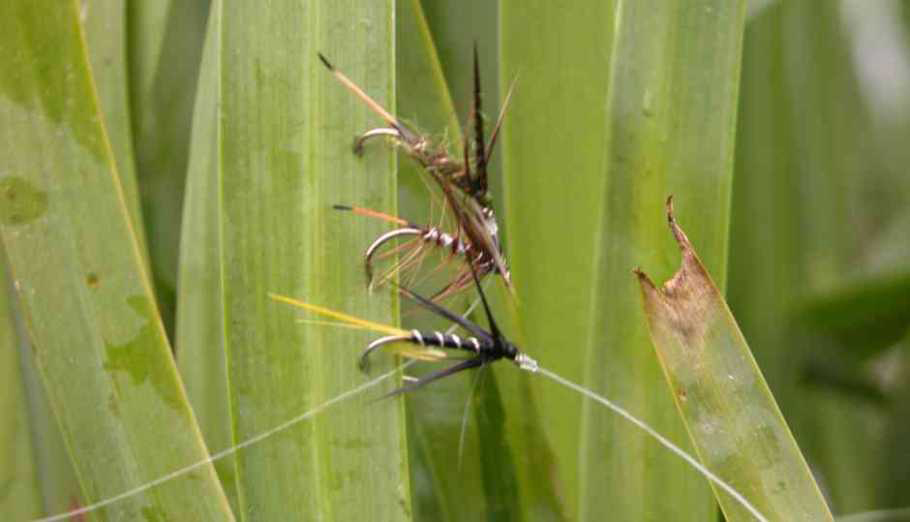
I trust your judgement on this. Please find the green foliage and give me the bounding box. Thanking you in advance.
[176,5,238,511]
[731,1,910,515]
[0,1,231,519]
[502,0,747,519]
[181,1,409,520]
[0,254,41,520]
[127,0,211,337]
[3,0,909,520]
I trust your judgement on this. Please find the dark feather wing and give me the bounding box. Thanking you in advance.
[396,283,492,343]
[380,357,484,399]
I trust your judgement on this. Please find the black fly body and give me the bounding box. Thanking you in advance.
[371,270,537,397]
[269,266,537,397]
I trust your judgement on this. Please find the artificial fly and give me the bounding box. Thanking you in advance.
[318,48,514,298]
[332,203,500,300]
[269,266,537,397]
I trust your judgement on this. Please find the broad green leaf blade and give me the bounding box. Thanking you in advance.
[500,2,617,517]
[3,245,84,517]
[0,253,41,520]
[82,0,146,261]
[637,209,833,521]
[7,303,84,519]
[215,1,409,519]
[728,5,803,409]
[127,0,210,336]
[580,1,745,519]
[176,1,238,512]
[0,1,232,520]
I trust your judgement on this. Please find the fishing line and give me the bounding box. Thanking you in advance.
[535,366,769,522]
[34,360,414,522]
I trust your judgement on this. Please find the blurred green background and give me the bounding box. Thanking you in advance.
[2,0,909,520]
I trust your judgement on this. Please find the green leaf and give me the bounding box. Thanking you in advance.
[209,1,410,519]
[82,0,146,261]
[637,208,833,521]
[127,0,211,337]
[728,4,803,408]
[499,2,617,517]
[0,252,41,520]
[421,0,499,125]
[176,1,238,512]
[1,246,83,518]
[502,0,746,519]
[0,1,232,519]
[729,3,898,512]
[581,1,748,519]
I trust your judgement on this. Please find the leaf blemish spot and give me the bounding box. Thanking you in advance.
[0,176,48,225]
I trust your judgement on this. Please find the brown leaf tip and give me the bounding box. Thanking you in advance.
[665,195,675,225]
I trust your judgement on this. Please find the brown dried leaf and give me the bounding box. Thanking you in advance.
[636,198,833,522]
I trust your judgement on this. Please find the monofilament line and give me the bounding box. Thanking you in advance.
[35,361,414,522]
[535,366,769,522]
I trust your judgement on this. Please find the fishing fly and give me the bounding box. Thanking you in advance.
[318,49,515,298]
[270,266,537,397]
[332,203,499,300]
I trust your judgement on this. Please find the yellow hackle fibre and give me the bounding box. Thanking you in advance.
[269,293,409,337]
[269,293,447,362]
